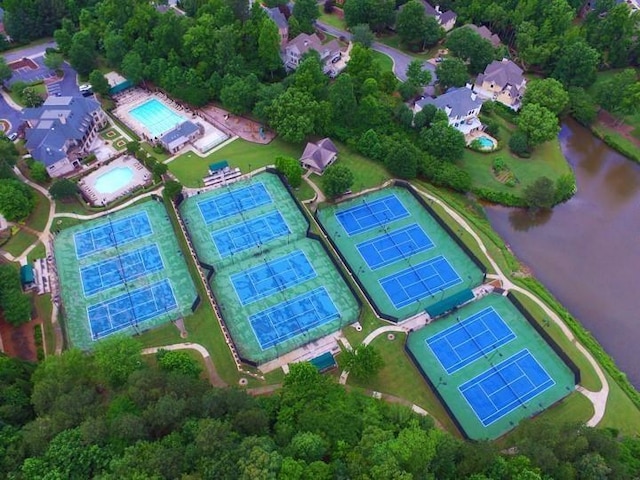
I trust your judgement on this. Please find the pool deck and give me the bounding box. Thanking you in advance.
[79,156,151,205]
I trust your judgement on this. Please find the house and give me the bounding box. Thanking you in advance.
[474,58,526,110]
[461,24,501,47]
[23,96,107,177]
[284,33,344,76]
[414,85,483,135]
[299,138,338,173]
[159,120,204,154]
[584,0,639,13]
[263,6,289,48]
[405,1,457,31]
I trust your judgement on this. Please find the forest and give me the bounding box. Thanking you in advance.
[2,337,640,479]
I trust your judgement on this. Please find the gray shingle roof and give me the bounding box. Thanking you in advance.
[416,87,483,119]
[462,24,501,47]
[264,6,288,30]
[476,59,525,91]
[160,121,200,150]
[300,138,338,171]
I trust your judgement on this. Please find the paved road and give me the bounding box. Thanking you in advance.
[3,41,57,63]
[0,94,23,135]
[315,21,437,84]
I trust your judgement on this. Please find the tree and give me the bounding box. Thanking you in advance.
[406,60,432,88]
[121,51,145,86]
[88,70,110,96]
[93,336,143,388]
[68,31,96,76]
[156,349,202,379]
[329,74,357,128]
[435,58,468,90]
[258,18,282,76]
[552,40,599,88]
[396,0,428,51]
[0,265,32,326]
[43,51,64,71]
[345,45,379,96]
[275,156,303,188]
[342,344,384,381]
[0,58,12,85]
[267,89,324,143]
[0,179,34,221]
[322,164,354,198]
[103,31,128,66]
[522,78,569,115]
[220,74,260,115]
[49,179,78,200]
[21,87,44,108]
[568,87,597,126]
[446,27,495,74]
[517,104,560,147]
[343,0,395,33]
[419,121,466,162]
[595,69,640,117]
[30,162,48,183]
[287,432,327,463]
[524,177,556,210]
[292,0,319,33]
[351,24,374,48]
[164,180,183,200]
[509,130,530,157]
[126,140,140,154]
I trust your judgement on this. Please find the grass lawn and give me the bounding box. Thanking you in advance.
[33,293,55,356]
[55,197,93,215]
[345,333,462,436]
[8,82,48,107]
[140,142,170,162]
[459,115,572,196]
[168,138,302,187]
[27,188,51,232]
[4,229,38,257]
[375,35,440,60]
[52,216,82,230]
[318,7,347,30]
[27,242,46,262]
[99,127,121,140]
[600,371,640,435]
[372,51,394,74]
[293,179,316,202]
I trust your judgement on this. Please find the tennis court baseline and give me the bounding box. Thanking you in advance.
[197,183,272,224]
[230,250,316,305]
[249,286,340,350]
[357,223,434,270]
[74,212,153,259]
[211,211,291,258]
[459,349,555,426]
[86,279,178,339]
[427,307,516,374]
[379,255,462,308]
[336,194,409,236]
[80,244,164,296]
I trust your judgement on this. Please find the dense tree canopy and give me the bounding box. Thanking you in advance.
[517,104,560,146]
[435,57,469,90]
[0,179,35,222]
[322,164,354,198]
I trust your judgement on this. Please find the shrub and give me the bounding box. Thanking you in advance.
[492,157,507,174]
[472,187,527,207]
[483,118,500,139]
[509,130,530,157]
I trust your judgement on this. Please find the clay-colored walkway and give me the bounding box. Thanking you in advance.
[200,105,275,144]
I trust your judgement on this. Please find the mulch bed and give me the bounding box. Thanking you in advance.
[0,316,40,362]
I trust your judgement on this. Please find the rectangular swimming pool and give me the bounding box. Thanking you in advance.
[129,98,187,138]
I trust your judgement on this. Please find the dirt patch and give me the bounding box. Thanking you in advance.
[597,110,640,147]
[8,57,38,71]
[0,316,40,362]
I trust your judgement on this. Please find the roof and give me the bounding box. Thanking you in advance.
[476,59,525,90]
[439,9,457,24]
[286,33,323,56]
[209,160,229,172]
[462,24,501,47]
[416,87,483,119]
[264,6,288,30]
[104,71,128,88]
[300,138,338,171]
[20,265,34,284]
[310,352,337,372]
[23,96,102,167]
[160,121,200,149]
[405,1,457,24]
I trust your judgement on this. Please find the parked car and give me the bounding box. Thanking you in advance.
[8,133,17,141]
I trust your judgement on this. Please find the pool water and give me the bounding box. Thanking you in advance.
[477,136,496,149]
[129,98,186,137]
[94,167,134,194]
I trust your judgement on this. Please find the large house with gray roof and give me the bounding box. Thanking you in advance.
[284,33,344,76]
[401,1,457,31]
[414,85,484,135]
[23,96,107,177]
[474,58,526,110]
[461,24,501,47]
[263,6,289,48]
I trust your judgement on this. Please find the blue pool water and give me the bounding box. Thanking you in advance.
[129,98,186,137]
[94,167,134,194]
[477,136,496,149]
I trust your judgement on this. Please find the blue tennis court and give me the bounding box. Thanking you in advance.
[74,212,153,259]
[211,211,290,258]
[80,244,164,296]
[249,286,340,350]
[197,183,272,224]
[379,255,462,308]
[427,307,516,374]
[357,224,434,270]
[336,194,409,236]
[230,250,316,305]
[459,349,556,426]
[86,279,178,339]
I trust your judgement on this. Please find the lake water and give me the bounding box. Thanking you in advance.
[485,120,640,388]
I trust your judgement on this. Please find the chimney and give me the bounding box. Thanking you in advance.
[435,5,441,12]
[59,114,66,125]
[471,92,477,101]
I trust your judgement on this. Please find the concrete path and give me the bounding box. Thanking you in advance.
[142,343,227,388]
[303,170,325,203]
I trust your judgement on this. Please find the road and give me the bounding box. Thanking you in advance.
[315,21,437,84]
[3,41,57,63]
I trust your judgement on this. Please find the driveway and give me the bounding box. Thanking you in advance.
[315,21,437,85]
[46,62,81,97]
[3,41,57,63]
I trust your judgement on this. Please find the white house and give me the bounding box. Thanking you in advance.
[284,33,344,76]
[414,85,484,135]
[474,58,527,110]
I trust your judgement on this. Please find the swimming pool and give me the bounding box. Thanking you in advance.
[129,98,186,138]
[476,136,497,150]
[94,166,134,194]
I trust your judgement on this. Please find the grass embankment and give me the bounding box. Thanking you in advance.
[4,186,50,257]
[3,229,37,257]
[168,138,302,187]
[318,7,347,30]
[33,293,55,356]
[27,242,45,262]
[293,180,316,202]
[28,188,50,232]
[375,35,440,60]
[371,51,394,74]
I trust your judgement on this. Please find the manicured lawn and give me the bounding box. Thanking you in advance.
[318,7,347,30]
[27,242,46,262]
[27,188,51,232]
[4,229,38,257]
[600,372,640,435]
[34,293,55,356]
[293,179,316,202]
[99,127,120,140]
[375,35,440,60]
[459,115,572,195]
[168,138,302,187]
[372,51,394,74]
[140,142,170,162]
[8,82,48,107]
[55,197,93,215]
[53,217,82,230]
[346,333,462,436]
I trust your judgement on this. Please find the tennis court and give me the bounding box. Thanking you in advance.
[357,223,434,270]
[336,194,409,236]
[211,211,291,257]
[231,250,316,305]
[379,255,461,308]
[80,244,164,296]
[459,349,555,426]
[87,279,178,339]
[74,211,153,258]
[249,286,340,350]
[197,182,272,224]
[427,307,516,374]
